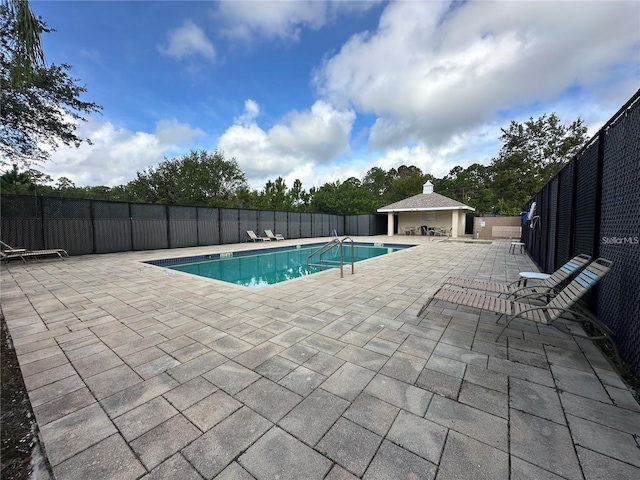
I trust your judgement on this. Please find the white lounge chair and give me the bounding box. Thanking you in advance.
[265,229,284,241]
[247,230,269,242]
[425,258,615,346]
[1,241,69,263]
[418,254,592,317]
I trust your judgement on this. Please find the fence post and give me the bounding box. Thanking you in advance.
[166,205,171,249]
[552,180,560,270]
[593,133,605,259]
[569,160,578,258]
[196,207,200,246]
[90,200,96,254]
[38,195,45,249]
[128,203,134,251]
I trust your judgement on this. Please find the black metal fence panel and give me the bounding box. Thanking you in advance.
[288,212,301,239]
[1,195,43,250]
[523,90,640,377]
[321,214,330,237]
[574,145,599,258]
[357,215,369,235]
[556,162,574,267]
[597,101,640,376]
[334,215,342,235]
[344,215,357,236]
[330,215,341,236]
[317,213,325,237]
[258,210,274,239]
[374,214,388,236]
[131,204,168,251]
[43,217,93,255]
[42,196,90,219]
[310,213,322,237]
[344,216,352,235]
[546,177,558,272]
[197,207,219,246]
[342,214,389,236]
[275,211,288,239]
[169,205,198,248]
[218,208,237,244]
[42,197,93,255]
[300,213,312,237]
[538,188,549,267]
[1,218,41,251]
[93,201,132,253]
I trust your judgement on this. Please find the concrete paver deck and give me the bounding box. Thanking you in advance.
[2,236,639,479]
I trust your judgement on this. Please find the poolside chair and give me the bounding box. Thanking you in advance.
[265,229,285,241]
[417,254,592,317]
[1,241,69,263]
[247,230,269,242]
[427,258,614,344]
[447,253,590,297]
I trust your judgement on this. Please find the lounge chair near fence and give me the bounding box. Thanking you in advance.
[417,253,592,317]
[1,241,69,263]
[265,229,285,241]
[247,230,269,242]
[425,258,615,345]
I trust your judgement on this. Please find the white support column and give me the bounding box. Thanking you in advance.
[451,210,459,238]
[387,212,394,236]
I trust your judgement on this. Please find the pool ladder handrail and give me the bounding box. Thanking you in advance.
[306,236,355,278]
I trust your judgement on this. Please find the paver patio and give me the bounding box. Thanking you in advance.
[2,236,639,479]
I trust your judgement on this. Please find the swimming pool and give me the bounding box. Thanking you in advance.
[148,242,414,288]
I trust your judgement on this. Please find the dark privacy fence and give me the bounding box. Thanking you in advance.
[522,90,640,377]
[1,196,388,255]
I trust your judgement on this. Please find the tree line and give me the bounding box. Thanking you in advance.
[1,111,588,215]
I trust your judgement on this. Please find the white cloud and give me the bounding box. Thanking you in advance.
[160,20,216,61]
[155,119,205,146]
[235,99,261,126]
[270,101,355,161]
[217,99,356,188]
[369,130,496,180]
[43,119,205,187]
[31,0,638,196]
[216,0,381,42]
[313,0,640,149]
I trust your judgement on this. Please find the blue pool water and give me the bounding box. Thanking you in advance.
[150,243,413,288]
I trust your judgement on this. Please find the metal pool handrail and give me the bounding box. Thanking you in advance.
[306,237,355,278]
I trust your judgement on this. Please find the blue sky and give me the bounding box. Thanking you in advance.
[32,0,639,190]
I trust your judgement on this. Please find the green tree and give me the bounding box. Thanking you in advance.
[0,2,102,167]
[383,165,433,204]
[262,177,290,210]
[125,150,248,206]
[311,178,379,215]
[232,186,261,209]
[55,176,75,190]
[5,0,44,88]
[362,167,392,198]
[0,164,55,194]
[0,163,34,193]
[435,163,495,213]
[287,179,311,211]
[490,113,587,214]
